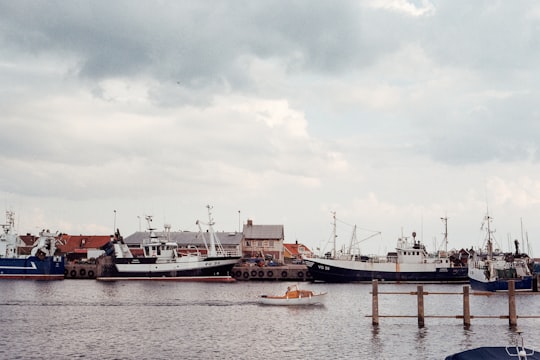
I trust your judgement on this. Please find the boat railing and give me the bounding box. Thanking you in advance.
[216,249,241,258]
[193,249,240,259]
[506,331,535,358]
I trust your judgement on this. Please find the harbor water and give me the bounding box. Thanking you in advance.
[1,280,539,359]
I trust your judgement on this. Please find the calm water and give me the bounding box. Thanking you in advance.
[1,280,539,359]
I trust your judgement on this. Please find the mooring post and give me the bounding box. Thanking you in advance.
[508,280,517,327]
[417,285,424,327]
[372,280,379,325]
[463,285,471,327]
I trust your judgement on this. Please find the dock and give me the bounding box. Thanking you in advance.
[65,262,97,279]
[369,279,540,328]
[65,258,312,282]
[230,264,311,281]
[96,276,236,282]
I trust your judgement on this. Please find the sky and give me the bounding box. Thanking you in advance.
[2,0,540,258]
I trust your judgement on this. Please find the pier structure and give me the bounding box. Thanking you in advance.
[231,264,311,281]
[65,258,312,281]
[370,279,540,328]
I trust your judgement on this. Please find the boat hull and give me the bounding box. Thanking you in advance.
[446,346,540,359]
[102,256,241,278]
[0,256,65,280]
[468,260,534,292]
[304,258,468,283]
[468,274,533,292]
[259,293,326,306]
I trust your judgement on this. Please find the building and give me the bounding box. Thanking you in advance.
[58,234,111,262]
[242,219,284,263]
[283,241,314,263]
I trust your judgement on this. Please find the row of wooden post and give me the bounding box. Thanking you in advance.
[371,279,521,327]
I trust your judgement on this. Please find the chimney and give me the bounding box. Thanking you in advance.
[247,219,253,226]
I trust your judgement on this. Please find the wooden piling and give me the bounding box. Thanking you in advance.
[417,285,424,327]
[372,280,379,326]
[463,285,470,327]
[508,280,517,327]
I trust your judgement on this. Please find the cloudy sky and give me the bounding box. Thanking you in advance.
[2,0,540,257]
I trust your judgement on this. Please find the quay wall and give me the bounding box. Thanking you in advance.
[65,257,312,281]
[231,264,311,281]
[65,263,98,279]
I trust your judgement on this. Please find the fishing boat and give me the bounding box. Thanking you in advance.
[468,213,534,292]
[303,214,468,283]
[445,331,538,359]
[0,211,65,280]
[259,285,327,306]
[98,206,241,280]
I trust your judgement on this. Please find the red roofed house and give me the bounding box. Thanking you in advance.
[283,241,314,263]
[58,234,112,262]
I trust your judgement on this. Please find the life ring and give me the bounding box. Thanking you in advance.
[258,270,264,278]
[267,270,273,277]
[70,270,77,278]
[251,270,257,277]
[306,271,311,278]
[243,272,249,279]
[297,271,304,278]
[88,270,95,278]
[80,268,86,277]
[235,270,242,278]
[281,271,288,278]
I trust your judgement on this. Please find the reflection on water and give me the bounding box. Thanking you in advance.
[0,281,539,359]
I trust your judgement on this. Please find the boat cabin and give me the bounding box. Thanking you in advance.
[143,242,179,258]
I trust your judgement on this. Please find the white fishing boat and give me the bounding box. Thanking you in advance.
[468,213,534,292]
[259,285,327,306]
[98,206,241,280]
[304,213,468,283]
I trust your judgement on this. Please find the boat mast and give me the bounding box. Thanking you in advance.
[484,213,493,260]
[332,211,337,258]
[348,224,357,255]
[196,205,224,257]
[206,205,217,257]
[440,216,448,254]
[144,215,158,244]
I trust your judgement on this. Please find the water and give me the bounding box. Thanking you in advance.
[1,280,539,359]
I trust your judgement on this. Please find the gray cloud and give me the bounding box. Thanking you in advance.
[2,1,540,255]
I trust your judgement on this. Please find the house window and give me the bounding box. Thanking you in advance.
[268,240,273,248]
[246,241,250,247]
[263,240,269,247]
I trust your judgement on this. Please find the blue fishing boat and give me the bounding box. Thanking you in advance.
[468,213,534,292]
[0,211,65,280]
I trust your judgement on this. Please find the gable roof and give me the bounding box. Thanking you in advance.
[123,231,243,246]
[243,224,284,240]
[58,234,111,253]
[283,242,313,257]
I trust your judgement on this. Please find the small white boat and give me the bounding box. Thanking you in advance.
[259,285,327,306]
